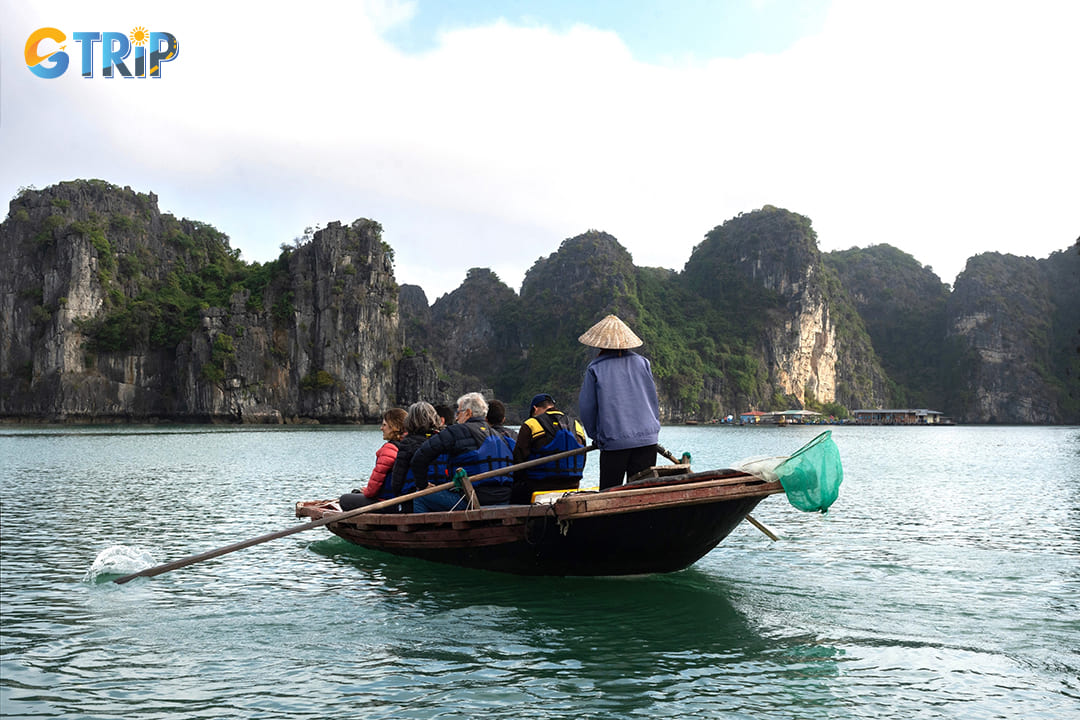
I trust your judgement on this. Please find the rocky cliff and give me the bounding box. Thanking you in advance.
[825,244,951,408]
[682,207,889,415]
[4,180,1075,424]
[514,231,642,411]
[428,268,523,389]
[943,250,1077,423]
[0,180,400,422]
[399,215,892,422]
[827,242,1080,423]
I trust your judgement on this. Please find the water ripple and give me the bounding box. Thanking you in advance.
[2,425,1079,719]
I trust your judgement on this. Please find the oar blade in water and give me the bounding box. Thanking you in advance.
[85,546,157,584]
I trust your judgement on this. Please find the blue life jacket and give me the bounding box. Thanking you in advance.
[452,422,514,486]
[522,411,585,482]
[380,434,449,499]
[493,427,516,454]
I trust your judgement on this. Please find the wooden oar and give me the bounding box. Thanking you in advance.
[113,443,596,584]
[654,443,688,468]
[656,442,779,541]
[743,514,780,541]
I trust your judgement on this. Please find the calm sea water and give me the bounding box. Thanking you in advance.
[1,424,1077,719]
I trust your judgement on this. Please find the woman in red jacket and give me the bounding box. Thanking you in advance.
[339,408,407,510]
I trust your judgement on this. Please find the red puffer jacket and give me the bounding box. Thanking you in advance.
[361,441,401,498]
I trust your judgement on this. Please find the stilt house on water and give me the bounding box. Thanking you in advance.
[851,409,952,425]
[739,410,825,425]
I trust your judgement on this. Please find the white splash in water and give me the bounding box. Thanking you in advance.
[84,545,157,583]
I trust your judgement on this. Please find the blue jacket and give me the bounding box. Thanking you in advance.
[517,410,586,482]
[389,432,448,498]
[410,418,513,488]
[578,350,661,451]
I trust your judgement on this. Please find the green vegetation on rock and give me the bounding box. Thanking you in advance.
[5,179,1076,424]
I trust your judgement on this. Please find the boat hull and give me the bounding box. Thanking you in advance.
[296,470,783,576]
[341,496,768,575]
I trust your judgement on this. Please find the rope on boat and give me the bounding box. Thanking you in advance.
[523,501,559,546]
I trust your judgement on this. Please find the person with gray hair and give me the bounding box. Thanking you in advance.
[409,392,514,512]
[405,400,441,433]
[384,401,444,513]
[456,392,489,418]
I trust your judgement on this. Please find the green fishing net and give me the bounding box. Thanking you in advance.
[774,430,843,513]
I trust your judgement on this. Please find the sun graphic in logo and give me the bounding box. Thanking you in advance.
[129,26,149,46]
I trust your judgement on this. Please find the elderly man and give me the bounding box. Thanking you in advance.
[409,392,514,512]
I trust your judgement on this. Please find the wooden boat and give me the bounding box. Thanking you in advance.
[108,435,832,585]
[295,466,784,576]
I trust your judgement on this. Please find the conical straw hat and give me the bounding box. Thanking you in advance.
[578,315,643,349]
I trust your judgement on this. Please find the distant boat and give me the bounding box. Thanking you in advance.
[295,468,783,576]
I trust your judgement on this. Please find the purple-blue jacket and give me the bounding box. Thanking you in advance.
[578,350,661,451]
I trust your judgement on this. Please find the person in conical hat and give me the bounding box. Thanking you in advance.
[577,314,643,350]
[577,315,661,489]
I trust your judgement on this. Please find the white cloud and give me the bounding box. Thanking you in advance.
[2,0,1077,299]
[364,0,419,34]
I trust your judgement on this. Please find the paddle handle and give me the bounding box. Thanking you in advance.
[656,444,680,464]
[463,442,595,481]
[744,513,780,541]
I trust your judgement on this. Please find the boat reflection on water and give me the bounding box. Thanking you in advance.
[306,534,846,715]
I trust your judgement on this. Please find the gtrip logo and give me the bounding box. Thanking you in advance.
[26,27,179,79]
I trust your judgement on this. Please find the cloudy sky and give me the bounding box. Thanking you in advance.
[3,0,1077,300]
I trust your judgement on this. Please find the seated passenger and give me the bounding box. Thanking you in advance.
[486,399,518,445]
[410,392,514,512]
[434,403,455,428]
[339,408,407,511]
[387,401,446,513]
[510,393,587,504]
